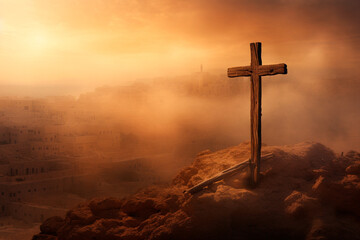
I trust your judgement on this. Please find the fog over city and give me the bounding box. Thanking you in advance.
[0,0,359,239]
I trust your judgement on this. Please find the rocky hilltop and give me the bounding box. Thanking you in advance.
[33,142,360,240]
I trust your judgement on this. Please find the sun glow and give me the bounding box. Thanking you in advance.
[25,31,55,55]
[32,34,48,47]
[0,19,3,33]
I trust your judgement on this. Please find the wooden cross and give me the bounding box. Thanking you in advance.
[227,42,287,186]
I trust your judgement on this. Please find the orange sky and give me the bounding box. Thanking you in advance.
[0,0,359,94]
[0,0,359,150]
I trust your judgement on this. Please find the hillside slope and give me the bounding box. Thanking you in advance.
[33,142,360,240]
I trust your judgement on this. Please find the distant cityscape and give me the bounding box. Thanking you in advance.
[0,71,247,228]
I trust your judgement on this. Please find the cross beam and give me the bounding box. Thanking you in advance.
[227,42,287,186]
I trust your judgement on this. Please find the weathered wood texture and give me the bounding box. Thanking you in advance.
[227,42,287,186]
[258,63,287,76]
[250,42,262,186]
[185,153,273,194]
[228,66,252,77]
[228,63,287,78]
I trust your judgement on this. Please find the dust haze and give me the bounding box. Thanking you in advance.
[0,0,358,153]
[0,0,359,239]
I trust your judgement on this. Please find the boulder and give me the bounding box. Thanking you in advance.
[40,216,65,235]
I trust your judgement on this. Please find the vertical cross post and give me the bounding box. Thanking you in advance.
[227,42,287,186]
[250,42,262,186]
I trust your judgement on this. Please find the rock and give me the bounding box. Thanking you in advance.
[312,175,326,192]
[59,219,125,240]
[122,216,141,227]
[40,216,65,235]
[307,216,360,240]
[122,198,157,219]
[346,150,360,159]
[88,197,124,219]
[284,191,318,218]
[33,142,360,240]
[172,167,198,186]
[313,174,360,217]
[196,149,212,157]
[346,161,360,175]
[32,234,57,240]
[66,204,96,226]
[89,197,123,212]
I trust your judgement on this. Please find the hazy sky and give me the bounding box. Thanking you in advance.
[0,0,359,150]
[0,0,359,94]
